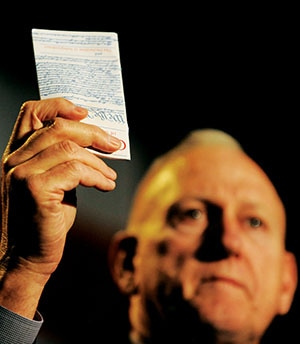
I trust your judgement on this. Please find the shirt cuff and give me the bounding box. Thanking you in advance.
[0,305,43,344]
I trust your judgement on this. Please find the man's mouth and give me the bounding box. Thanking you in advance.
[202,276,243,289]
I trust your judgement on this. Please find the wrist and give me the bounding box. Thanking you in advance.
[0,257,51,319]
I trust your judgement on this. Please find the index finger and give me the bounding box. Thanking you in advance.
[8,98,88,150]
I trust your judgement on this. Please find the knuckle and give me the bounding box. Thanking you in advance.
[58,140,80,157]
[49,116,63,130]
[26,174,45,199]
[65,160,83,175]
[19,100,35,114]
[8,164,26,181]
[47,117,71,135]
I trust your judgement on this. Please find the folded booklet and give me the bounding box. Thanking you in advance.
[32,28,130,160]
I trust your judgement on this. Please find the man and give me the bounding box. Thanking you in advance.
[0,98,298,343]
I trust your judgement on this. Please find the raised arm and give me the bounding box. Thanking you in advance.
[0,97,121,319]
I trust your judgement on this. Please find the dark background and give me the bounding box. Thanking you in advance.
[0,3,299,343]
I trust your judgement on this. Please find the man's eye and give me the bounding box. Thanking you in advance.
[185,209,202,220]
[248,217,262,228]
[167,206,204,229]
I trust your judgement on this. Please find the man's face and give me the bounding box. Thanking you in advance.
[131,146,295,339]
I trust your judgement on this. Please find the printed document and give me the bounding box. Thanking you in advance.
[32,28,130,160]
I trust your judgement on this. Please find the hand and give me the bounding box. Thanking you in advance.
[1,97,121,276]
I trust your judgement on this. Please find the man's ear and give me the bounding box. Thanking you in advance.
[278,251,298,315]
[108,230,138,295]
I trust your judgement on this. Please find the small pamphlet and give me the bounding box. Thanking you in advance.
[32,28,130,160]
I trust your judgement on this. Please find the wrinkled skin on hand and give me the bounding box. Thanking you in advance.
[0,97,121,279]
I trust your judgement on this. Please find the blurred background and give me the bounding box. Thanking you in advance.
[0,3,299,343]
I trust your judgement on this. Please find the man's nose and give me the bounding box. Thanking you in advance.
[194,204,242,262]
[221,213,243,256]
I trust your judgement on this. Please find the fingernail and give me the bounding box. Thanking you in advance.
[74,106,88,116]
[109,135,122,148]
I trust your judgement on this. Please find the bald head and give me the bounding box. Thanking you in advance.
[125,129,285,237]
[174,129,243,151]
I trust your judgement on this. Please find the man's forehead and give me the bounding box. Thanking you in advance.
[146,147,281,205]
